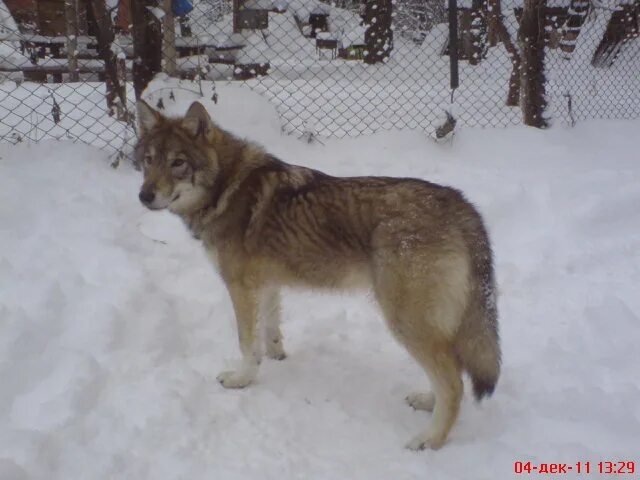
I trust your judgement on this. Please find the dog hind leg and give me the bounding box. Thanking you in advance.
[261,288,287,360]
[373,250,466,450]
[404,343,463,450]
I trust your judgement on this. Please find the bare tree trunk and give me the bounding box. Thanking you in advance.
[485,0,520,104]
[469,0,487,65]
[486,0,501,46]
[592,1,638,67]
[490,12,521,106]
[131,0,162,99]
[518,0,548,127]
[506,52,521,107]
[364,0,393,64]
[65,0,79,81]
[162,0,177,76]
[90,0,127,120]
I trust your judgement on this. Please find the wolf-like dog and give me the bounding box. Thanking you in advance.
[135,100,501,450]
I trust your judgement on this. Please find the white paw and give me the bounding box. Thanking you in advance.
[405,431,445,451]
[405,392,435,412]
[265,339,287,360]
[216,370,254,389]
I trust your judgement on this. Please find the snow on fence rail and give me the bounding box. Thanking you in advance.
[0,0,638,154]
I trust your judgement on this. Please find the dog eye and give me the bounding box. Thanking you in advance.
[144,155,152,165]
[172,158,186,168]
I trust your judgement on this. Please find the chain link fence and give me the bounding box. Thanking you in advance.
[1,0,638,154]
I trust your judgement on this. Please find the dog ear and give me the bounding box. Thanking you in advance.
[137,100,162,135]
[182,102,213,139]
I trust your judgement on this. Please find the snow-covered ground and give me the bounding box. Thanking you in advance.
[1,88,639,479]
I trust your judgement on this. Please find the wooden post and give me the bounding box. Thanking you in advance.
[233,0,241,33]
[65,0,79,81]
[117,57,127,93]
[131,0,162,99]
[162,0,177,76]
[518,0,548,127]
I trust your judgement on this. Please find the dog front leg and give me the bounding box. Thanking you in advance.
[217,283,260,389]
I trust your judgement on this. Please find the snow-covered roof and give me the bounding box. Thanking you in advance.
[311,5,330,15]
[316,31,336,40]
[1,0,28,76]
[0,0,19,37]
[341,24,367,47]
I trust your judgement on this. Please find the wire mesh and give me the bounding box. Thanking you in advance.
[0,0,638,153]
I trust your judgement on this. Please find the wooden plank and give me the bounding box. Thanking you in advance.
[162,0,177,75]
[1,33,229,51]
[65,0,79,81]
[0,33,94,43]
[0,62,213,76]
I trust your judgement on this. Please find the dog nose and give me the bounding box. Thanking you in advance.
[139,190,155,205]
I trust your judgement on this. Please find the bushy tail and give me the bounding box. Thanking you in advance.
[456,303,501,401]
[456,220,501,401]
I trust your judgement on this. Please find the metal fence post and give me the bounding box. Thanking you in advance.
[449,0,459,92]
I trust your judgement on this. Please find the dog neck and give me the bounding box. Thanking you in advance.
[176,135,273,241]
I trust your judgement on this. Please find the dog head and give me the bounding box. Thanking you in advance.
[135,100,219,214]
